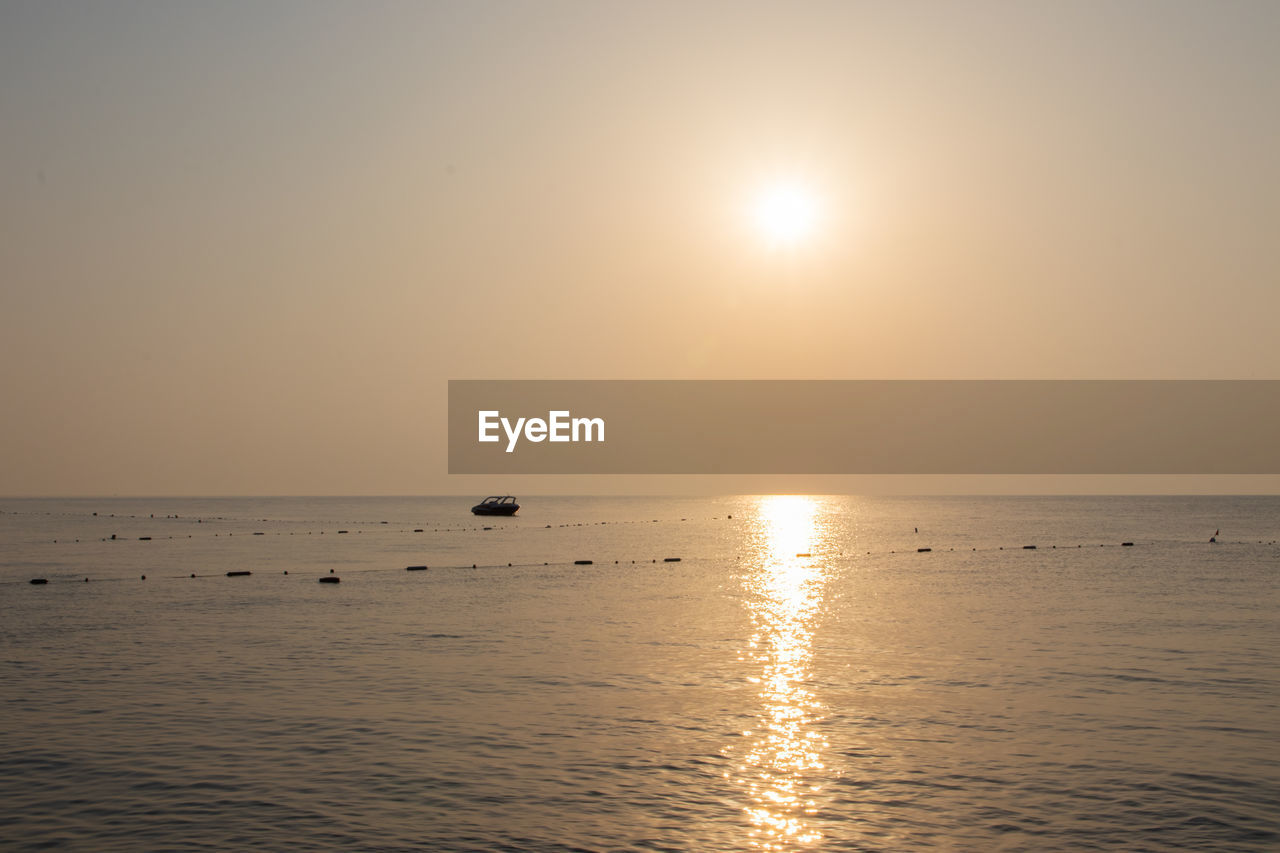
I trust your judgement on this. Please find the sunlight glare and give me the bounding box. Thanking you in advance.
[728,495,831,850]
[752,182,820,248]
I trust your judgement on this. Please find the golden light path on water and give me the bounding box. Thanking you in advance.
[729,495,833,850]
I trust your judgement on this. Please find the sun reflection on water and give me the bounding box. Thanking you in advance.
[729,495,832,850]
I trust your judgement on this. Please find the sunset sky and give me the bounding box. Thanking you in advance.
[3,1,1277,495]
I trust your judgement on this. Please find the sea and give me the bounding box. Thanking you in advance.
[0,495,1277,852]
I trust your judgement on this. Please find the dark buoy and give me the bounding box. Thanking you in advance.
[319,576,340,584]
[191,573,196,578]
[574,560,593,565]
[226,570,252,577]
[918,547,931,553]
[283,570,288,575]
[141,575,146,580]
[329,568,335,574]
[664,557,682,562]
[406,565,428,571]
[30,578,48,585]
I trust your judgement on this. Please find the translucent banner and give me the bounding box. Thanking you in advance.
[448,380,1280,474]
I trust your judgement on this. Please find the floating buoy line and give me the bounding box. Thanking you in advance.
[9,505,1277,587]
[10,506,750,546]
[15,536,1279,588]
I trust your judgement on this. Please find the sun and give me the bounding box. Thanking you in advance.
[752,181,820,248]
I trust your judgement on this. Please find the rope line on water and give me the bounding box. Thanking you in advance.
[11,536,1277,587]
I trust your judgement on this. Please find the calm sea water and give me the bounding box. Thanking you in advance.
[1,495,1277,851]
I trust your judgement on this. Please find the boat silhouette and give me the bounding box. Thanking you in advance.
[471,496,520,516]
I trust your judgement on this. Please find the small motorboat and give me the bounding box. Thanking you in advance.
[471,496,520,516]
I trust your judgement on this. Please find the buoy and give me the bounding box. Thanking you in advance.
[283,570,288,575]
[319,576,340,584]
[664,557,681,562]
[191,573,196,578]
[329,568,335,574]
[84,578,89,583]
[406,565,428,571]
[226,571,251,577]
[141,575,146,580]
[574,560,593,565]
[918,548,931,553]
[29,578,48,585]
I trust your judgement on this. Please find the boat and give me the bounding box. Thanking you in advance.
[471,495,520,516]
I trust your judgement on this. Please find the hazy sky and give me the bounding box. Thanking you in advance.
[2,1,1277,495]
